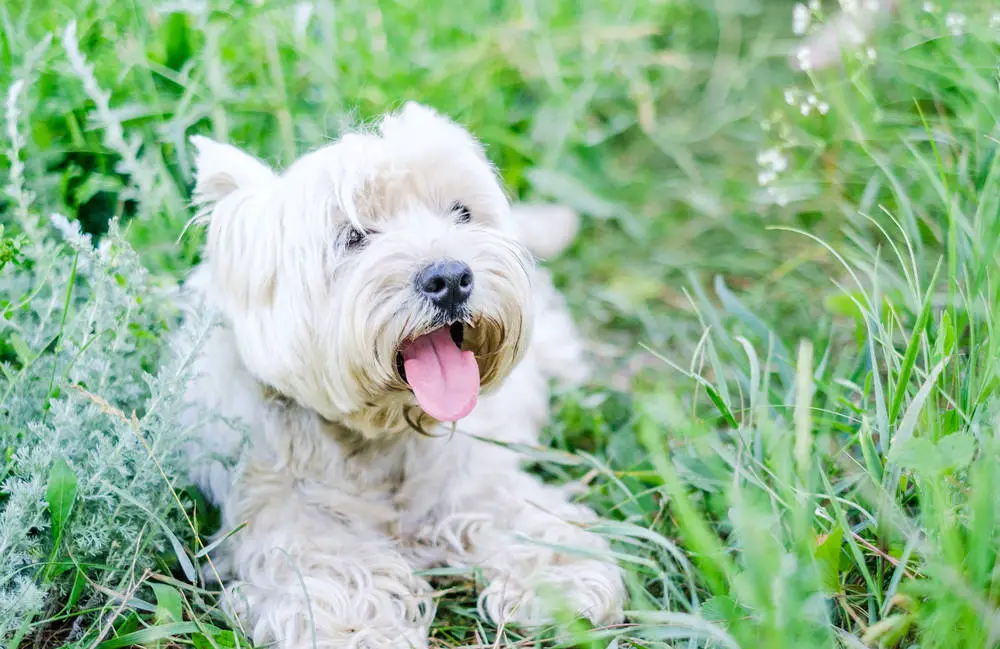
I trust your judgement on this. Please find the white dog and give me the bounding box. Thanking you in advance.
[177,102,625,649]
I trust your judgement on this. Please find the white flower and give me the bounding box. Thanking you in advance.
[757,148,789,173]
[922,1,935,13]
[793,3,810,35]
[784,88,797,105]
[801,103,812,116]
[768,185,791,207]
[757,148,788,190]
[866,47,878,62]
[807,94,818,106]
[818,102,830,115]
[809,0,820,10]
[796,46,812,71]
[946,13,966,36]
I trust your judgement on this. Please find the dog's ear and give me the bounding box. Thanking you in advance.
[189,136,281,311]
[507,203,580,260]
[398,101,441,121]
[190,135,276,207]
[385,102,489,159]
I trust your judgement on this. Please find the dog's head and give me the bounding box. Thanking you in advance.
[190,102,532,438]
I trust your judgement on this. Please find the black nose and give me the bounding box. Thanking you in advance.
[416,260,474,314]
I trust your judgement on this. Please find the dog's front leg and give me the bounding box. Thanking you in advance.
[426,468,625,630]
[224,499,433,649]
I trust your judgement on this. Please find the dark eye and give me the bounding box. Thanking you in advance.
[344,226,368,249]
[451,202,472,224]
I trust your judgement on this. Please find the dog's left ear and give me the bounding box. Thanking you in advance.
[507,203,580,260]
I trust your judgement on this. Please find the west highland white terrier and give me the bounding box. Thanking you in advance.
[177,102,625,649]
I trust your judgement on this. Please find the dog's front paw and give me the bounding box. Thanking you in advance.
[478,559,625,630]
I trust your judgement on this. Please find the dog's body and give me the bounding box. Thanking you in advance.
[177,103,624,649]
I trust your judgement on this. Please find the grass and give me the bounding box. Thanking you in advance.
[3,0,1000,647]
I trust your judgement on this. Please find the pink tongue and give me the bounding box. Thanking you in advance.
[402,327,480,422]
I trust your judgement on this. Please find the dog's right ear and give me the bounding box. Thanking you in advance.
[189,136,281,311]
[190,135,276,207]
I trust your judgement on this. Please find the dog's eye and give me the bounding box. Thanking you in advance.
[451,202,472,224]
[344,226,368,250]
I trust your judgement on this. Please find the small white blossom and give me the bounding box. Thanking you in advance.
[793,3,811,35]
[757,148,789,173]
[866,47,878,62]
[784,88,797,105]
[809,0,820,10]
[768,185,792,207]
[801,103,812,116]
[796,46,812,71]
[818,102,830,115]
[922,1,935,13]
[807,94,818,106]
[946,13,966,36]
[757,147,792,197]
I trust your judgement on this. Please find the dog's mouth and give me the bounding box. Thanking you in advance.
[396,321,479,422]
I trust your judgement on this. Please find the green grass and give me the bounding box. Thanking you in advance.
[4,0,1000,647]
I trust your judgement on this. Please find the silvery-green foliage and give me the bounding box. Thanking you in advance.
[0,76,208,642]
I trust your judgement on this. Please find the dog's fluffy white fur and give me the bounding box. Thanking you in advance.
[176,102,625,649]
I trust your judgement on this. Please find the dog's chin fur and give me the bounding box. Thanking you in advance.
[177,102,625,649]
